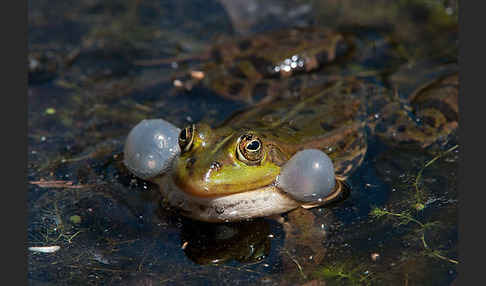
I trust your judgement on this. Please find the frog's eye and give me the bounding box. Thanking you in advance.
[237,134,263,165]
[179,124,195,152]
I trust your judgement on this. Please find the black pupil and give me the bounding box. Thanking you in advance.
[180,129,188,141]
[246,140,260,151]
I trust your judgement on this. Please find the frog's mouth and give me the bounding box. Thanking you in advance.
[151,174,346,223]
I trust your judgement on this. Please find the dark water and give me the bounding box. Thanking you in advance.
[28,0,458,285]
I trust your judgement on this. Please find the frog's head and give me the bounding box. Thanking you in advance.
[172,123,283,197]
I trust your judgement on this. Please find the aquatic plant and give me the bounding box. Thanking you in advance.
[370,144,459,265]
[312,261,373,286]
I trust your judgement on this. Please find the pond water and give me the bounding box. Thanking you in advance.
[28,0,458,285]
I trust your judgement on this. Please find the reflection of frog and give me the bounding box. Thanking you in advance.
[180,219,271,265]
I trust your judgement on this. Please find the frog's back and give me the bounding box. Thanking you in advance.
[192,27,352,103]
[210,27,347,69]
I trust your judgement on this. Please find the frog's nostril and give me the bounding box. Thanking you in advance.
[186,157,196,169]
[210,161,222,171]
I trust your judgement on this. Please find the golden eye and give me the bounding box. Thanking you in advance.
[179,124,195,152]
[236,134,263,165]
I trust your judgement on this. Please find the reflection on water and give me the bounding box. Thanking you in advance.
[180,219,271,265]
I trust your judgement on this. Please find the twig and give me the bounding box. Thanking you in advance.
[30,180,93,189]
[219,264,263,275]
[28,245,61,253]
[429,252,458,264]
[282,249,307,279]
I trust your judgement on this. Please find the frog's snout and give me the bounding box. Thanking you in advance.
[210,161,222,171]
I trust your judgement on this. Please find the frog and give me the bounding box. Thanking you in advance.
[135,27,353,104]
[125,25,458,223]
[124,70,458,223]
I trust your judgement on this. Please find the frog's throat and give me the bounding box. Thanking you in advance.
[151,175,345,223]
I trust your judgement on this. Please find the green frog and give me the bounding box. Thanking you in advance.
[138,72,458,223]
[126,29,458,223]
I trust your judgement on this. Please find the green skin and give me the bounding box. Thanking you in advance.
[173,81,366,198]
[152,74,458,222]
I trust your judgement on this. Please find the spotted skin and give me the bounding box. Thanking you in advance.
[372,73,458,147]
[173,27,351,103]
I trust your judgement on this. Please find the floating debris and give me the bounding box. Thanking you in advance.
[190,70,205,80]
[29,180,93,189]
[181,241,189,250]
[28,246,60,253]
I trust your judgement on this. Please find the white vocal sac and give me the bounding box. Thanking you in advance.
[124,119,181,180]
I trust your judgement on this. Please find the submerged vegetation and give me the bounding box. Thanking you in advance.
[412,144,459,211]
[307,144,458,285]
[370,144,459,265]
[29,199,82,247]
[313,262,374,286]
